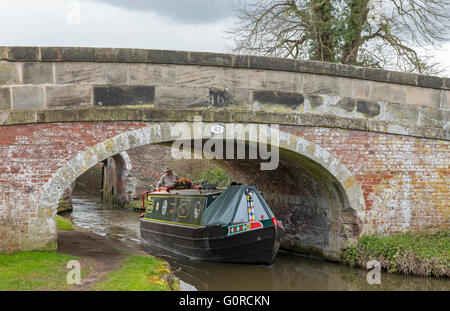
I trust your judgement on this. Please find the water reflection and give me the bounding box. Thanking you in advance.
[68,191,449,291]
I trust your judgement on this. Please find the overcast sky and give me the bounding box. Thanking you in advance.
[0,0,449,76]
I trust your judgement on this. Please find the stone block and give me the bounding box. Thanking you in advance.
[154,86,208,108]
[12,86,45,109]
[129,63,175,86]
[110,48,150,63]
[248,55,268,70]
[41,47,94,62]
[334,63,363,79]
[419,108,449,128]
[302,73,352,97]
[266,70,302,92]
[233,54,250,68]
[441,90,450,109]
[264,57,296,72]
[297,60,337,76]
[417,75,443,89]
[160,50,191,65]
[0,87,11,110]
[226,88,252,105]
[46,85,92,107]
[107,63,128,84]
[335,98,356,113]
[55,62,106,84]
[94,85,155,106]
[206,88,251,110]
[174,65,224,88]
[305,94,325,110]
[189,52,233,67]
[93,48,113,62]
[370,81,406,104]
[0,63,20,85]
[40,47,62,61]
[22,63,53,84]
[363,67,389,82]
[352,79,371,99]
[384,103,419,124]
[388,71,417,85]
[356,99,381,118]
[253,90,304,109]
[37,109,79,123]
[444,78,450,90]
[0,47,7,60]
[405,85,441,108]
[228,68,266,90]
[61,47,95,62]
[7,47,39,61]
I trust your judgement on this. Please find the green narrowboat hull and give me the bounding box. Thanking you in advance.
[140,218,283,264]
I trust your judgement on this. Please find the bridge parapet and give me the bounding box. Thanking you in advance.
[0,46,448,140]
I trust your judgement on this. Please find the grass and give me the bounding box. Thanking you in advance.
[343,231,450,277]
[0,217,178,291]
[0,251,81,290]
[92,255,179,291]
[56,215,74,231]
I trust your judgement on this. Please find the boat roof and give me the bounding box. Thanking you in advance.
[148,188,223,196]
[201,185,275,227]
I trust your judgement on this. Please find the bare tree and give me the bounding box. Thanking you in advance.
[227,0,450,74]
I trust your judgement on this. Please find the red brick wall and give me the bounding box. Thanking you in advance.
[281,126,449,233]
[0,122,147,252]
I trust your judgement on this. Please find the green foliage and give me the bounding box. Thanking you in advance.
[343,231,450,277]
[92,255,178,291]
[56,215,74,231]
[230,0,450,74]
[185,166,231,187]
[0,251,79,290]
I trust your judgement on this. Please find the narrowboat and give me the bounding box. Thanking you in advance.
[140,185,284,264]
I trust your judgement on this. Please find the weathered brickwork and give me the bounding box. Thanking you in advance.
[281,126,449,234]
[0,122,147,252]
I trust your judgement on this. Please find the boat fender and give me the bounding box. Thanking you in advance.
[271,217,277,227]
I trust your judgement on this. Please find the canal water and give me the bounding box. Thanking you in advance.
[68,191,449,291]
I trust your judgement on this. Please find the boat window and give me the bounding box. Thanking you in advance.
[232,191,269,223]
[252,193,269,221]
[233,194,249,223]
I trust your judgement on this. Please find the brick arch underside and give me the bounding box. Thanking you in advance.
[32,122,365,260]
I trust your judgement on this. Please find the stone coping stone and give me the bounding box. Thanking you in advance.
[1,46,448,90]
[0,107,447,141]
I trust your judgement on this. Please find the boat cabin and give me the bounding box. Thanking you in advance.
[143,185,275,229]
[143,188,222,227]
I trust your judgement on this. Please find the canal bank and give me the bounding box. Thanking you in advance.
[57,222,180,291]
[0,215,179,291]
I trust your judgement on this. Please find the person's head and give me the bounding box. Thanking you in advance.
[164,167,173,176]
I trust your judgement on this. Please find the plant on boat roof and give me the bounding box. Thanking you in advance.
[172,177,192,186]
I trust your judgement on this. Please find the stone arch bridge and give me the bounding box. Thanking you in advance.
[0,46,448,260]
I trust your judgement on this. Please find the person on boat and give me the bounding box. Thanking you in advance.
[156,167,179,188]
